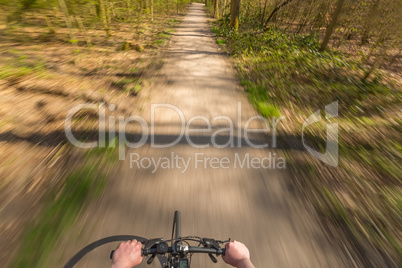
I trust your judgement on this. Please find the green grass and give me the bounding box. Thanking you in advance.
[257,102,280,118]
[128,84,142,95]
[112,77,137,89]
[85,138,120,162]
[69,39,79,45]
[10,142,119,267]
[0,63,46,79]
[158,32,170,39]
[0,54,47,79]
[11,166,106,267]
[129,67,139,73]
[111,77,142,95]
[155,40,164,46]
[216,39,226,45]
[211,24,398,117]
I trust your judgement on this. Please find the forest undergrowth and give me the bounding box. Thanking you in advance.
[209,4,401,265]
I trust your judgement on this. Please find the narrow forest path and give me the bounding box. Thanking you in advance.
[53,3,351,267]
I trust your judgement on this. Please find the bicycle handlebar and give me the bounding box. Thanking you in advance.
[142,246,226,256]
[65,211,229,267]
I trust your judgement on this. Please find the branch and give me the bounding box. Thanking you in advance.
[264,0,294,28]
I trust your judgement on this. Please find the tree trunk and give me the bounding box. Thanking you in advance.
[57,0,75,40]
[150,0,154,21]
[75,15,91,46]
[264,0,293,27]
[363,34,387,80]
[43,14,55,33]
[320,0,345,51]
[137,1,141,40]
[106,1,112,26]
[230,0,240,30]
[126,0,132,19]
[98,0,110,36]
[177,0,179,14]
[361,0,380,45]
[311,2,327,31]
[214,0,219,19]
[260,0,268,28]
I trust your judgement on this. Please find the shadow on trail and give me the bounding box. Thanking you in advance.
[0,127,305,151]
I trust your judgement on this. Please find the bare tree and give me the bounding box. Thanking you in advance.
[57,0,75,40]
[98,0,110,36]
[75,15,91,46]
[150,0,154,21]
[320,0,345,51]
[361,0,380,44]
[260,0,269,28]
[264,0,294,27]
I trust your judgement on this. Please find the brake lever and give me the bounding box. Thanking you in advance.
[216,238,231,244]
[144,238,163,251]
[110,250,115,260]
[147,254,156,264]
[202,237,224,262]
[208,253,218,263]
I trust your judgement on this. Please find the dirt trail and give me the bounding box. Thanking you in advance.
[53,4,352,267]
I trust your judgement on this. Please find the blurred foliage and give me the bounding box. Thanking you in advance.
[10,143,120,267]
[212,24,399,116]
[211,10,401,263]
[0,53,46,79]
[0,0,191,40]
[1,2,189,267]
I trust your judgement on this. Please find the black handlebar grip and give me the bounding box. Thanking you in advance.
[111,249,146,259]
[222,248,226,256]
